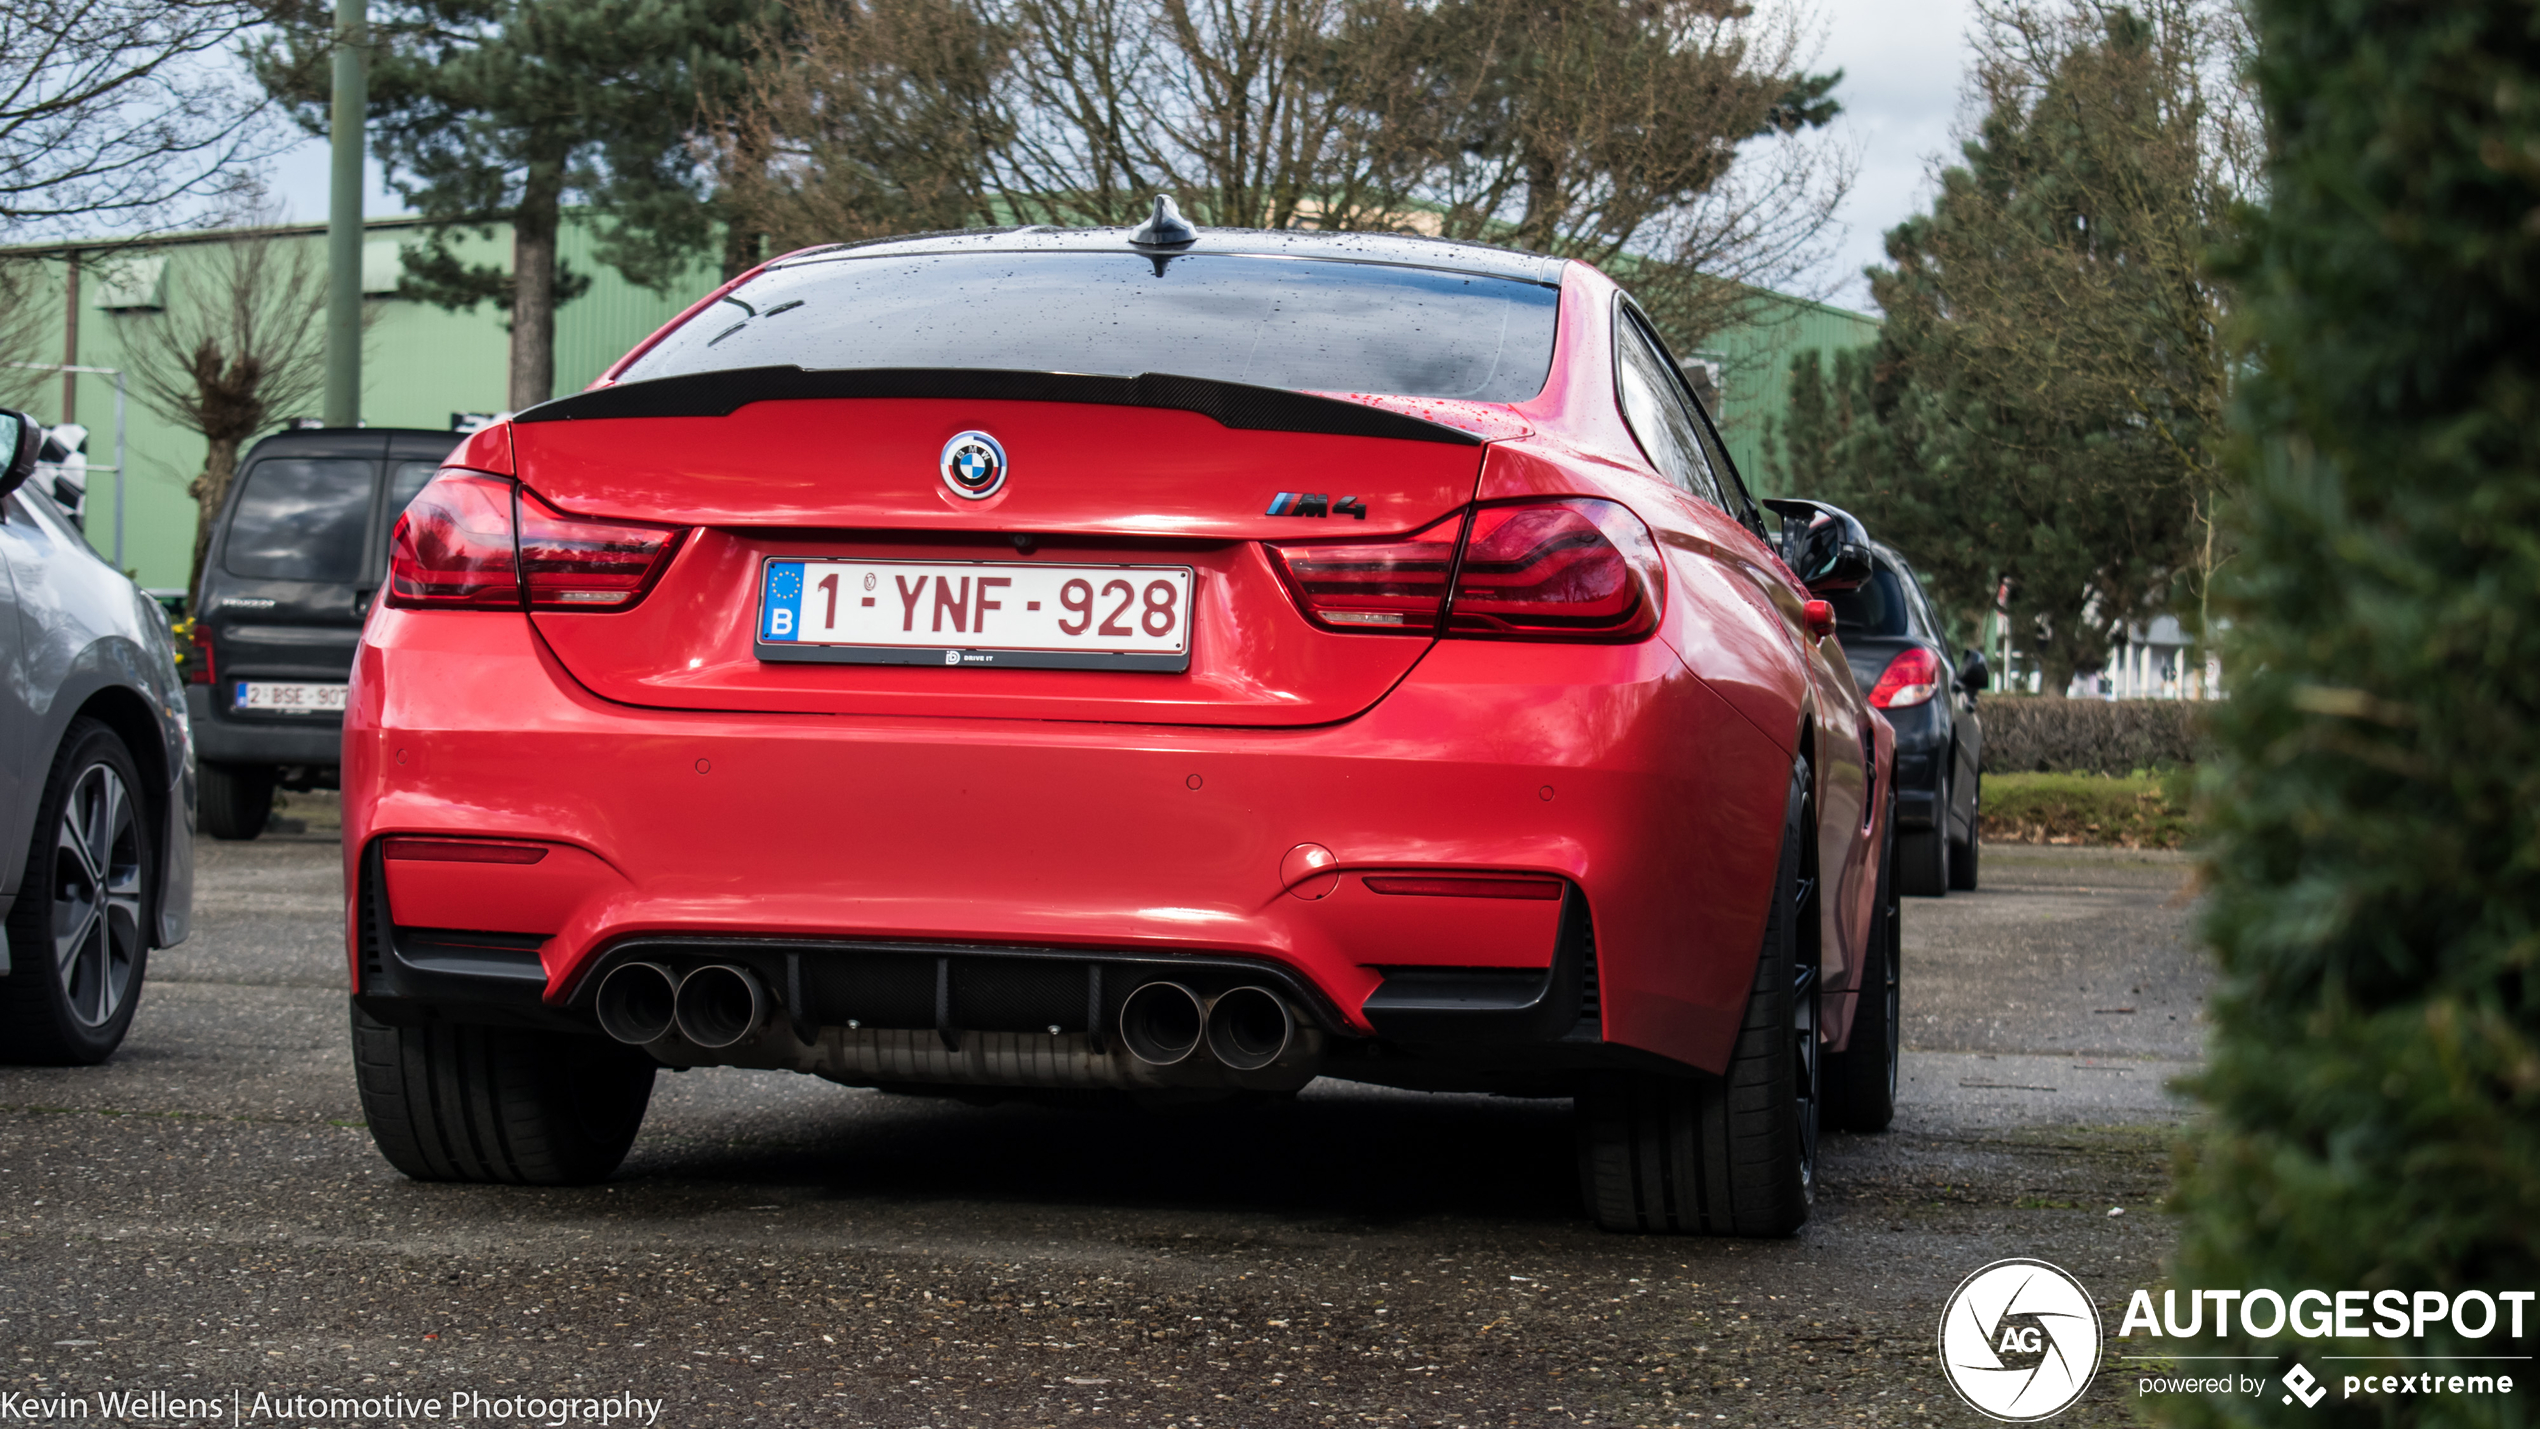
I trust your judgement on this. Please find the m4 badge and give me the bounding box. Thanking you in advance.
[1266,493,1367,519]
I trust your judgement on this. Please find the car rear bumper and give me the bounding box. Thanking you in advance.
[187,686,344,767]
[343,608,1797,1077]
[1882,700,1949,829]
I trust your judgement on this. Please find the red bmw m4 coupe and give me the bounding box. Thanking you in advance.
[344,213,1898,1236]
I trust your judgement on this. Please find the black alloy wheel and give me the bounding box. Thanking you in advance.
[1948,769,1981,891]
[1897,767,1951,897]
[1826,794,1902,1131]
[1,719,154,1064]
[1576,759,1818,1236]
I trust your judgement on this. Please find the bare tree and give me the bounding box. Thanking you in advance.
[705,0,1017,254]
[113,210,337,600]
[0,0,276,238]
[711,0,1852,349]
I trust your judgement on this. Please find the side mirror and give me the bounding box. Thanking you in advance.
[0,411,37,500]
[1958,648,1991,692]
[1760,497,1874,593]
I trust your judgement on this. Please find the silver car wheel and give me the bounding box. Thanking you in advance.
[51,760,143,1029]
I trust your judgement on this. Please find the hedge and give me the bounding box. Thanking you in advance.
[2164,0,2540,1422]
[1977,696,2208,775]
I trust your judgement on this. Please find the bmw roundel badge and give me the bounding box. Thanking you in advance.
[939,430,1008,500]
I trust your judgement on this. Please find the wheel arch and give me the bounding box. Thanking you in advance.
[69,685,180,948]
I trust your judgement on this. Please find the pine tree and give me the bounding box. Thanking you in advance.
[2165,0,2540,1420]
[1772,0,2240,690]
[259,0,762,408]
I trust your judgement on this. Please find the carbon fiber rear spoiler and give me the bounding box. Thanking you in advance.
[516,366,1485,447]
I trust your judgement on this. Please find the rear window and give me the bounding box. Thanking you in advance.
[1827,567,1913,638]
[223,459,374,583]
[617,252,1562,403]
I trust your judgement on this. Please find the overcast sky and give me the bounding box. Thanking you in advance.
[261,0,1980,317]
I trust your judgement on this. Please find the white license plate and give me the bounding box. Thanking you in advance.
[755,559,1195,672]
[233,681,348,714]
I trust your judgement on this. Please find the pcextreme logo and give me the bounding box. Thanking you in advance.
[1939,1259,2104,1422]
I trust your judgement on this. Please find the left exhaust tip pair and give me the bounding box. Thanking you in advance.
[594,962,766,1049]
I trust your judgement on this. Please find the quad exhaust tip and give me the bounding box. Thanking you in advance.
[1121,982,1297,1069]
[1205,985,1293,1071]
[594,961,678,1045]
[1119,982,1206,1066]
[673,963,770,1050]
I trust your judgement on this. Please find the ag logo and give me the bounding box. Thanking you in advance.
[940,430,1008,500]
[1939,1258,2103,1422]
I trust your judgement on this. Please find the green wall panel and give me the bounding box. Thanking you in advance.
[7,217,1872,589]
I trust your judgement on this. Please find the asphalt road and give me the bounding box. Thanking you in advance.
[1,801,2207,1428]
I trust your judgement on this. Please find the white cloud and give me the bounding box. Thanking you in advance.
[1807,0,1979,311]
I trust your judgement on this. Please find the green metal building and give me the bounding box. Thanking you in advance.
[5,216,1876,591]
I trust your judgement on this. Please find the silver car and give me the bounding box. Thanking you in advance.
[0,410,194,1063]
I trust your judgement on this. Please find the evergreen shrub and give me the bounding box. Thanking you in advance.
[2168,0,2540,1424]
[1978,696,2208,774]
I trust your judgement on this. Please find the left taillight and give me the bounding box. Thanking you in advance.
[516,486,685,610]
[173,619,214,685]
[1266,497,1662,641]
[1867,646,1943,708]
[386,470,683,612]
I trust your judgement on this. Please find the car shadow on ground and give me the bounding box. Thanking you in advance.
[609,1080,1590,1229]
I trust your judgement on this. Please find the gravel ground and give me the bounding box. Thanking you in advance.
[0,801,2205,1428]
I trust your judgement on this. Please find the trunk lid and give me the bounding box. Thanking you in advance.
[512,395,1488,726]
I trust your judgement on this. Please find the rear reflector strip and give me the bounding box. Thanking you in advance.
[381,838,550,865]
[1361,875,1563,900]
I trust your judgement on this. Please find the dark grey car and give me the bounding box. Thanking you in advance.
[185,427,457,838]
[1827,542,1987,896]
[0,411,195,1063]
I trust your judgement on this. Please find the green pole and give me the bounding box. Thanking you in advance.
[322,0,367,428]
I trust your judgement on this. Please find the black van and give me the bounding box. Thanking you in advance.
[187,427,459,838]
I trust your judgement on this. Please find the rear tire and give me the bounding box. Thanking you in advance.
[199,762,275,841]
[351,1005,656,1185]
[1948,773,1981,891]
[1826,797,1901,1132]
[1897,771,1949,896]
[0,719,154,1065]
[1576,761,1817,1236]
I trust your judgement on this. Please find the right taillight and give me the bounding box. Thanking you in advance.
[1443,499,1661,638]
[1268,497,1662,641]
[1868,646,1943,708]
[1266,513,1463,632]
[386,470,682,612]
